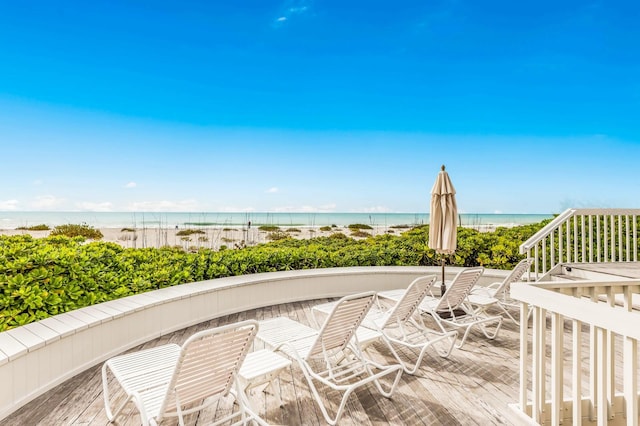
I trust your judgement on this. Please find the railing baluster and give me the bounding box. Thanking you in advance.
[635,215,638,262]
[551,231,555,270]
[534,245,540,280]
[597,215,602,262]
[532,306,547,423]
[625,215,630,262]
[590,289,598,421]
[581,215,586,262]
[604,215,608,262]
[611,214,616,262]
[572,315,582,425]
[624,336,638,425]
[567,221,572,263]
[589,215,594,263]
[542,239,547,275]
[618,215,623,262]
[574,216,579,262]
[606,287,615,419]
[551,312,563,426]
[519,302,529,416]
[560,224,565,264]
[597,326,608,424]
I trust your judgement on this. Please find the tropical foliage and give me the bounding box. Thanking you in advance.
[0,221,550,331]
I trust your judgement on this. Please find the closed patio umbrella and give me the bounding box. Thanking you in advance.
[428,165,458,295]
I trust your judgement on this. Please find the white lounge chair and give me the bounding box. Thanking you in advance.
[379,267,502,349]
[313,275,457,375]
[257,292,404,425]
[468,258,533,324]
[101,320,268,426]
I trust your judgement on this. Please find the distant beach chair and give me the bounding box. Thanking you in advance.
[257,292,403,425]
[467,258,533,325]
[312,275,457,375]
[379,267,502,349]
[101,320,268,426]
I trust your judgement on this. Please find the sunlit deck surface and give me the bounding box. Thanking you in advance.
[2,299,528,426]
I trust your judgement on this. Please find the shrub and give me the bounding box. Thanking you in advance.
[319,226,332,231]
[258,225,280,232]
[351,230,371,238]
[49,224,103,239]
[348,224,373,230]
[0,219,552,331]
[266,231,290,241]
[286,228,301,233]
[121,228,135,232]
[16,224,50,231]
[176,229,205,236]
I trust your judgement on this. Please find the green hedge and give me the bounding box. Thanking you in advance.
[0,221,549,331]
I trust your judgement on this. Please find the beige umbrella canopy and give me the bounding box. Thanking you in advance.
[428,165,458,294]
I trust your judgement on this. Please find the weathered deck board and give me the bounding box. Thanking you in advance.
[2,300,530,426]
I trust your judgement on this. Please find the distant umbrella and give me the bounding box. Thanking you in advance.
[428,165,458,295]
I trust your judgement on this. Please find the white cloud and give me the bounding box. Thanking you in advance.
[127,199,199,212]
[33,179,43,186]
[493,210,503,214]
[30,195,66,209]
[76,201,114,212]
[289,6,308,14]
[266,187,279,193]
[361,206,393,213]
[124,182,137,189]
[273,1,310,26]
[219,206,256,212]
[273,203,337,213]
[0,199,19,211]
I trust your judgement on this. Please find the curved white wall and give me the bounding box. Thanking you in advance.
[0,266,508,420]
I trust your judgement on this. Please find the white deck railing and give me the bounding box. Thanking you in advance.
[520,209,640,280]
[511,279,640,425]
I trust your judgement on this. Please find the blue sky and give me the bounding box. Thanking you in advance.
[1,0,639,214]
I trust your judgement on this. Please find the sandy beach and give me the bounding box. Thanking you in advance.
[0,225,398,250]
[0,222,504,250]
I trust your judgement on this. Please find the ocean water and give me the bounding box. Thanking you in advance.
[0,211,553,229]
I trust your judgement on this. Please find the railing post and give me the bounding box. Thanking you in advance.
[551,312,564,425]
[573,317,583,425]
[532,306,547,423]
[606,287,616,420]
[597,326,608,425]
[520,302,529,415]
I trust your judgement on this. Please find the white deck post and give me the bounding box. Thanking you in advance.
[532,306,546,423]
[597,326,608,425]
[551,312,563,426]
[520,302,529,414]
[573,317,583,425]
[624,336,638,426]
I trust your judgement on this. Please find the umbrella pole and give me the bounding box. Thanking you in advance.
[440,256,446,296]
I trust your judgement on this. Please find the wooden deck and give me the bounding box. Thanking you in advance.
[1,299,527,426]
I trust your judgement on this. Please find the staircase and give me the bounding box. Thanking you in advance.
[519,208,640,281]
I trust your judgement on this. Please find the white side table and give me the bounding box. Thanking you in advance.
[239,349,291,408]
